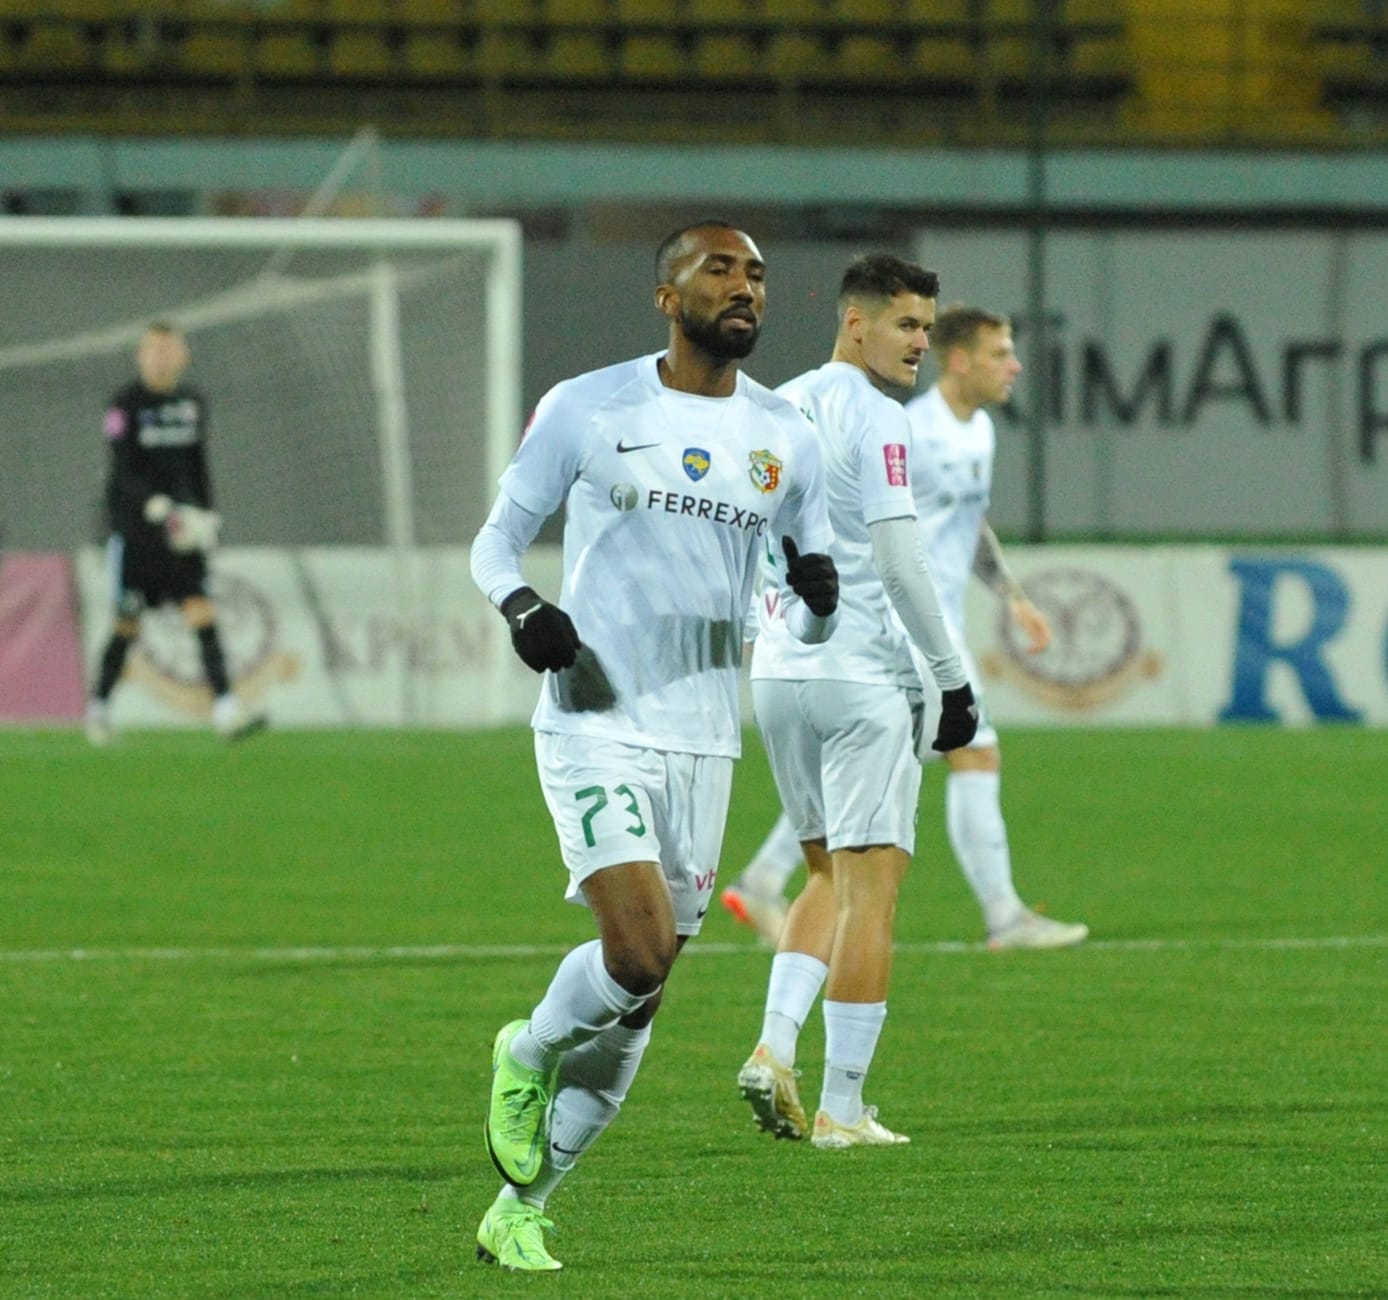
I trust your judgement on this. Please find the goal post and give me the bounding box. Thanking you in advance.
[0,215,526,728]
[0,215,522,551]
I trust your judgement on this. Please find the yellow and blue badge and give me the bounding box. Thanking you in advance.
[683,447,711,481]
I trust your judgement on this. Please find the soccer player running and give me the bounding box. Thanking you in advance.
[737,254,978,1150]
[86,322,263,745]
[468,221,840,1272]
[725,306,1088,951]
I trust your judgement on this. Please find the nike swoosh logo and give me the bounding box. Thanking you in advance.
[695,905,710,919]
[551,1142,583,1155]
[616,440,661,453]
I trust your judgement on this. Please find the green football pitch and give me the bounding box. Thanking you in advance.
[1,727,1384,1299]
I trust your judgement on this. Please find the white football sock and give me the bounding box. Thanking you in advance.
[518,1021,652,1209]
[820,999,887,1126]
[946,770,1025,933]
[758,951,828,1067]
[741,812,802,898]
[515,940,648,1070]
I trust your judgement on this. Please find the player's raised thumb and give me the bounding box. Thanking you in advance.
[782,536,800,565]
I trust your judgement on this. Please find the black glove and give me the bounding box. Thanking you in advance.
[782,535,839,618]
[933,684,979,752]
[500,586,581,673]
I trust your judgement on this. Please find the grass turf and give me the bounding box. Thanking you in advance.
[1,727,1384,1298]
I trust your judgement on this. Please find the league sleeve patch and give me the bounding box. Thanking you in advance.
[102,407,127,440]
[883,442,908,486]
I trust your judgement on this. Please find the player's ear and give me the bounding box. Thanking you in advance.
[655,284,679,320]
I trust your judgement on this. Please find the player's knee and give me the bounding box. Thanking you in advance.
[182,597,216,629]
[619,985,664,1030]
[604,933,676,998]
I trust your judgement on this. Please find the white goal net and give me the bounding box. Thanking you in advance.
[0,217,521,551]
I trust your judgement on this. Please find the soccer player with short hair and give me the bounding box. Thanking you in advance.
[903,305,1088,949]
[86,322,263,744]
[468,221,840,1272]
[736,253,978,1150]
[724,306,1088,952]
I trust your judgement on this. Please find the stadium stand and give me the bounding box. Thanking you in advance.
[0,0,1377,144]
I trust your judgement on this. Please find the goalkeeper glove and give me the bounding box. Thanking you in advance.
[143,494,174,525]
[782,535,839,618]
[165,504,221,554]
[932,684,979,753]
[500,585,581,673]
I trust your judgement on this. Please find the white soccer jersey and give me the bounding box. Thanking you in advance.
[902,383,995,631]
[751,361,918,686]
[497,353,833,759]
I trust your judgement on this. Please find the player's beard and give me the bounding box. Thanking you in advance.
[680,308,761,360]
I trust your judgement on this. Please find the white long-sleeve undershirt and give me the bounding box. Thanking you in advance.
[869,514,967,691]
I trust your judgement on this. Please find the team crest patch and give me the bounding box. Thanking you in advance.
[747,449,782,494]
[683,447,711,481]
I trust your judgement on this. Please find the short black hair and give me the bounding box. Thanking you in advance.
[837,253,939,316]
[931,304,1010,357]
[655,219,740,284]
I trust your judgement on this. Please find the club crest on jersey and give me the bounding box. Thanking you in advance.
[747,449,782,494]
[683,448,711,482]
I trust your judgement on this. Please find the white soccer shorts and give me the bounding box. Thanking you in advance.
[751,677,921,856]
[534,731,733,936]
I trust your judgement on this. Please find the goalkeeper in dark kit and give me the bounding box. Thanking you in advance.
[86,321,264,744]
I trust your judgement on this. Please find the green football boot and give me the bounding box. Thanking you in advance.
[475,1199,562,1272]
[484,1019,557,1186]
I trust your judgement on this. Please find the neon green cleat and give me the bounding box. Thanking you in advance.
[484,1019,557,1187]
[737,1043,808,1140]
[476,1199,562,1272]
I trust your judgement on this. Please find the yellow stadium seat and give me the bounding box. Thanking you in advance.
[255,30,325,77]
[323,0,393,20]
[693,32,761,78]
[767,30,822,77]
[402,29,471,77]
[8,24,96,73]
[912,33,976,80]
[546,29,611,78]
[178,27,251,77]
[478,28,541,77]
[835,33,906,83]
[248,0,328,22]
[612,0,670,23]
[541,0,613,24]
[901,0,971,23]
[758,0,826,26]
[685,0,762,24]
[1070,32,1129,80]
[985,0,1034,22]
[1062,0,1118,22]
[981,31,1029,79]
[828,0,899,25]
[36,0,135,19]
[327,29,396,76]
[475,0,530,24]
[620,33,686,79]
[392,0,468,22]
